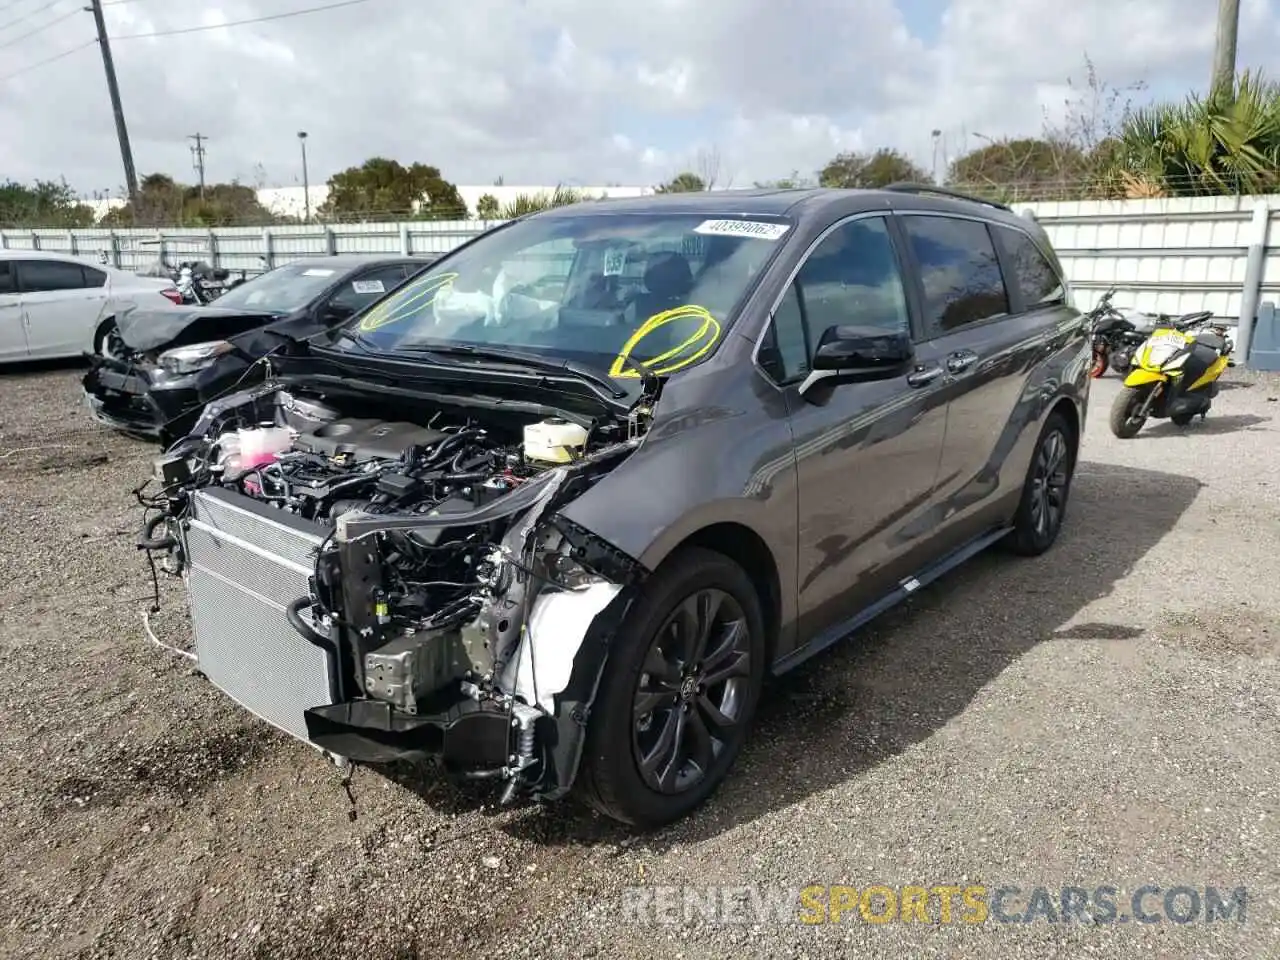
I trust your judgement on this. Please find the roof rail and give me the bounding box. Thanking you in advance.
[881,182,1012,213]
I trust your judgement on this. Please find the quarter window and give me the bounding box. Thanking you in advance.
[0,262,14,295]
[993,225,1064,309]
[901,216,1010,336]
[18,259,92,292]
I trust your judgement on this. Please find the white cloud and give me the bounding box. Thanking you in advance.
[0,0,1275,197]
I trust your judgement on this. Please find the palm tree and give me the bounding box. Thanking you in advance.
[1106,71,1280,197]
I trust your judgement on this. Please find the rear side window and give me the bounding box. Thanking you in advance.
[994,225,1064,310]
[82,266,108,288]
[901,216,1010,336]
[18,259,92,292]
[0,262,14,295]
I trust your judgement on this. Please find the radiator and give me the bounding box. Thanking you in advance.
[183,487,336,747]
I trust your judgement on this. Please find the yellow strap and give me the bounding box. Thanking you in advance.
[358,272,459,332]
[609,304,722,378]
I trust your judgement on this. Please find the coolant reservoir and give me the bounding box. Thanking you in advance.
[523,418,587,464]
[238,425,293,469]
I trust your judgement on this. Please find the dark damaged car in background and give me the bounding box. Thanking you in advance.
[137,185,1090,827]
[84,255,436,443]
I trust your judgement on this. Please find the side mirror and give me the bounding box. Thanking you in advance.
[799,325,914,397]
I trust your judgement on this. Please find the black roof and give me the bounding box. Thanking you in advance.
[535,185,1037,232]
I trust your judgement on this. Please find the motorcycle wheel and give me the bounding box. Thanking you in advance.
[1109,385,1153,439]
[1171,413,1195,426]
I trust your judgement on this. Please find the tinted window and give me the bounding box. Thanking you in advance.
[994,225,1063,309]
[326,265,413,314]
[902,216,1009,335]
[82,266,107,288]
[215,262,349,313]
[0,262,14,295]
[760,283,810,382]
[796,217,910,346]
[19,259,91,292]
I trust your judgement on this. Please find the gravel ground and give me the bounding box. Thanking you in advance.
[1,363,1278,960]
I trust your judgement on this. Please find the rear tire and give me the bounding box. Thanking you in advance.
[1171,412,1195,427]
[1006,411,1076,556]
[1109,385,1150,439]
[576,547,765,828]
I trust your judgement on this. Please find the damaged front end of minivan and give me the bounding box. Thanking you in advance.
[137,373,657,804]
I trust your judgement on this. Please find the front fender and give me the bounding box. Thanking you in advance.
[1124,368,1166,388]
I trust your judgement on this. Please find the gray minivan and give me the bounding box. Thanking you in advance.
[137,185,1089,827]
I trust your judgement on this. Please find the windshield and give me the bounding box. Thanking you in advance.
[336,212,791,377]
[213,262,341,313]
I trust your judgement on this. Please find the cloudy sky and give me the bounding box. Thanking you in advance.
[1,0,1278,196]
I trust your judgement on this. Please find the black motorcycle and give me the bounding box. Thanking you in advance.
[1088,288,1150,378]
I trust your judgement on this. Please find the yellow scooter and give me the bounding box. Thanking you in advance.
[1109,311,1234,438]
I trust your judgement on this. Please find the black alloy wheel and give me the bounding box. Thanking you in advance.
[631,588,752,795]
[1028,428,1069,543]
[1007,410,1076,556]
[577,547,765,827]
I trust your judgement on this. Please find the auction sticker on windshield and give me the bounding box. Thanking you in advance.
[693,219,790,241]
[351,279,386,294]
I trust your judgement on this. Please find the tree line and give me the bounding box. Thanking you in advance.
[4,64,1277,230]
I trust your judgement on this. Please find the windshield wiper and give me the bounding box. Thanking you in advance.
[396,343,633,399]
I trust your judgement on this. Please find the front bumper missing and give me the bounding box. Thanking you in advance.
[156,455,645,800]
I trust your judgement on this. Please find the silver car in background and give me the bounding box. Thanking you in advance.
[0,250,182,364]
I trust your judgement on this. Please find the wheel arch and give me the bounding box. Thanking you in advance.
[91,315,118,354]
[658,522,783,666]
[1047,394,1081,453]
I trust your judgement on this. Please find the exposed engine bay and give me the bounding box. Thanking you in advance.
[140,380,651,801]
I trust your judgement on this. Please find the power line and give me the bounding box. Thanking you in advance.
[111,0,380,41]
[0,0,62,34]
[0,3,79,49]
[0,36,94,82]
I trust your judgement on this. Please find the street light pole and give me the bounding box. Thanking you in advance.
[297,131,310,223]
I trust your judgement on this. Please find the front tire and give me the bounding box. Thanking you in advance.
[1007,410,1077,556]
[1109,385,1152,439]
[576,547,765,828]
[93,318,123,359]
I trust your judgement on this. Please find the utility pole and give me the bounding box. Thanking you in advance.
[1211,0,1240,98]
[87,0,138,203]
[297,132,310,223]
[189,133,208,199]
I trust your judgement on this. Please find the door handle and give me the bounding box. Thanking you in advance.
[905,363,944,387]
[946,349,979,374]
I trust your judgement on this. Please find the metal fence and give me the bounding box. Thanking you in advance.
[2,193,1276,333]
